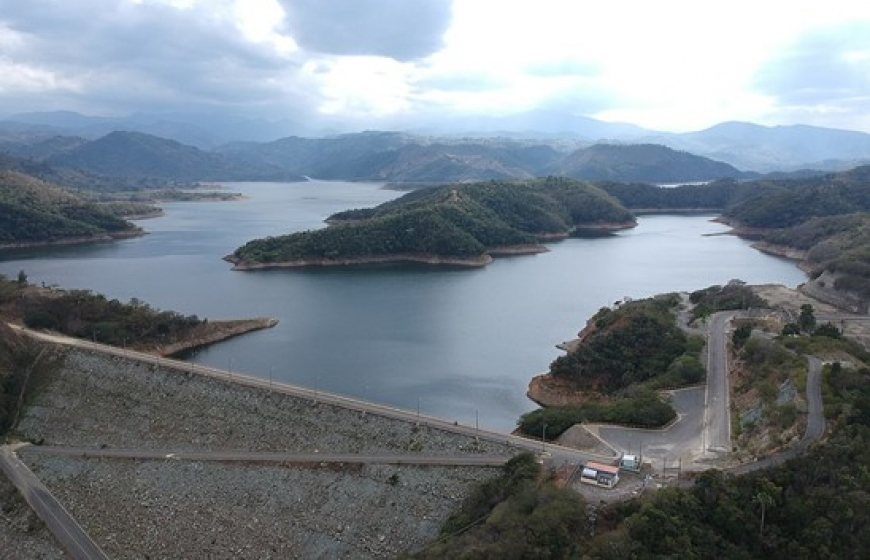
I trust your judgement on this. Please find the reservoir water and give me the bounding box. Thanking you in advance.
[0,180,807,431]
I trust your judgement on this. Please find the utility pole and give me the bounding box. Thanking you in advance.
[268,366,273,390]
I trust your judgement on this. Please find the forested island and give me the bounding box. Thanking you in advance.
[228,177,634,269]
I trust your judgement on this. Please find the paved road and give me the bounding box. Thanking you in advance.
[0,444,109,560]
[729,355,826,475]
[704,311,735,453]
[9,324,611,468]
[595,387,705,466]
[21,445,510,467]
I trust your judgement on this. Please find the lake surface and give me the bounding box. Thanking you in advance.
[0,180,807,431]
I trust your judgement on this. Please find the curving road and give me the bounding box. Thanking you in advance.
[8,324,614,467]
[729,355,825,475]
[0,444,109,560]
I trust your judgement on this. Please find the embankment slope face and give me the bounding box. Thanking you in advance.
[12,348,516,558]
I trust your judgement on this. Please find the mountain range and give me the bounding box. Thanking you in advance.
[3,110,870,172]
[1,130,744,185]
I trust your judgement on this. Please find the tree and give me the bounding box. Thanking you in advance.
[799,304,816,333]
[781,323,800,336]
[753,480,780,538]
[814,322,841,339]
[16,269,27,286]
[732,324,752,348]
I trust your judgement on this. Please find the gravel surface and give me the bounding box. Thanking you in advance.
[11,349,516,557]
[23,454,491,559]
[16,349,516,457]
[0,472,66,560]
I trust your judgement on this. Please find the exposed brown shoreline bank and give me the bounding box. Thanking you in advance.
[0,228,144,251]
[227,221,636,271]
[527,373,590,407]
[225,253,495,270]
[147,317,280,356]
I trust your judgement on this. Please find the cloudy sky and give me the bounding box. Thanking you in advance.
[1,0,869,133]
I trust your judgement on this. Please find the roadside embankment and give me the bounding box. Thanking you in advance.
[11,347,516,558]
[15,349,517,457]
[0,467,66,559]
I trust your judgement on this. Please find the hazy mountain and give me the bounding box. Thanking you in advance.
[4,110,307,148]
[0,135,88,160]
[221,133,740,184]
[414,109,651,141]
[47,131,301,182]
[556,144,742,183]
[8,111,870,172]
[648,121,870,172]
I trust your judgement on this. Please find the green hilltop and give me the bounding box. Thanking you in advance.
[0,169,138,246]
[228,177,635,269]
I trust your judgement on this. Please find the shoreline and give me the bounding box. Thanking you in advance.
[526,373,591,408]
[149,317,279,356]
[226,221,639,271]
[125,209,165,220]
[631,208,722,215]
[225,253,495,270]
[749,240,810,265]
[0,228,145,251]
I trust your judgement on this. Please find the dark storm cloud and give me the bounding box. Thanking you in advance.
[0,0,314,115]
[280,0,452,61]
[754,23,870,106]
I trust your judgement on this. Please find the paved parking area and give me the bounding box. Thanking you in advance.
[591,387,705,468]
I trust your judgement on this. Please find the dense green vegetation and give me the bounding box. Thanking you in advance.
[0,275,203,349]
[407,453,589,559]
[559,143,741,183]
[549,295,697,391]
[519,295,705,439]
[723,165,870,228]
[232,178,634,265]
[427,353,870,559]
[595,166,870,229]
[0,323,53,436]
[689,281,768,318]
[0,170,136,244]
[761,213,870,298]
[0,152,184,193]
[518,389,677,438]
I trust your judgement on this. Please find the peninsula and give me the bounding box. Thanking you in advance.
[0,170,142,248]
[227,177,636,270]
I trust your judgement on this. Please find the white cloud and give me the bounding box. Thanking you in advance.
[0,0,869,132]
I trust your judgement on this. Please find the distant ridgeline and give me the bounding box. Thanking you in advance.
[0,169,140,247]
[723,166,870,306]
[597,166,870,306]
[596,164,869,214]
[227,178,635,269]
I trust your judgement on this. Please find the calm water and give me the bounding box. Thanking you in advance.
[0,181,807,431]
